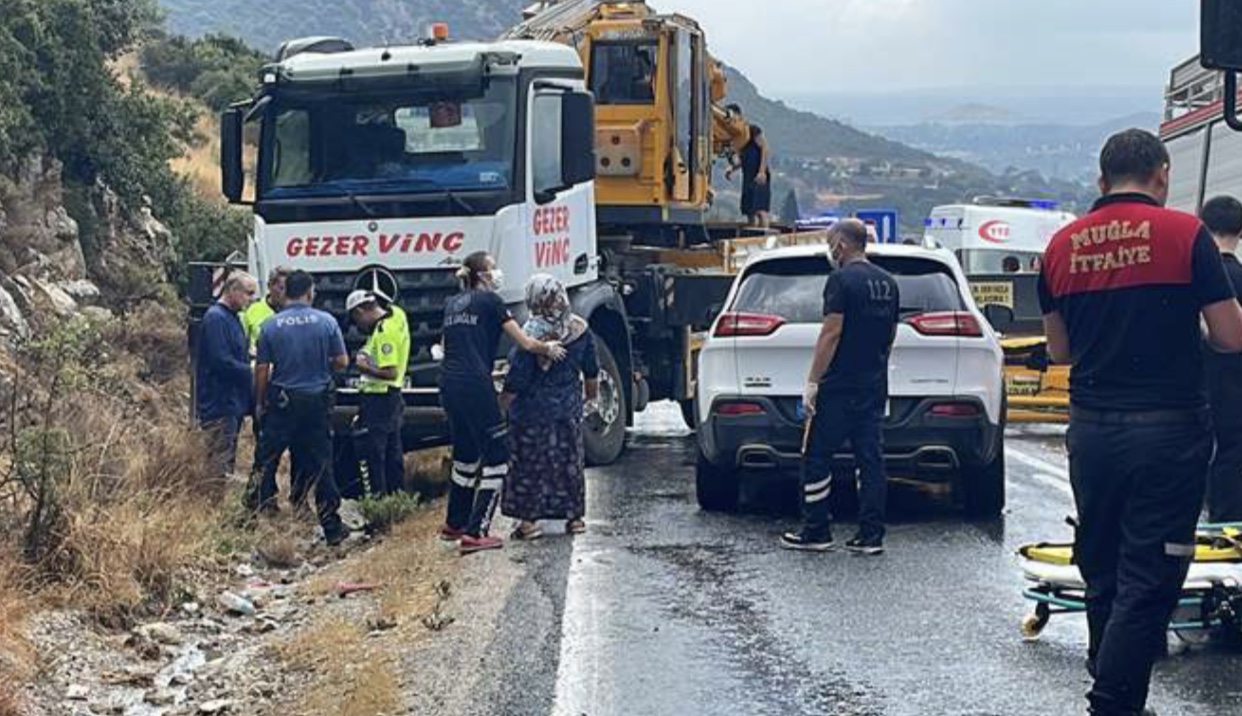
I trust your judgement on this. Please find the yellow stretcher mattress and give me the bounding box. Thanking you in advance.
[1020,530,1242,567]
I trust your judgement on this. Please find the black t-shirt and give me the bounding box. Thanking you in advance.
[820,260,900,393]
[440,289,513,383]
[1038,193,1235,411]
[1222,253,1242,303]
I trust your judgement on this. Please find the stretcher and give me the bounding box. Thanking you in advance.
[1018,524,1242,642]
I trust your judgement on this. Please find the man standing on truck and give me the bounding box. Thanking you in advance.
[1039,129,1242,716]
[783,219,899,555]
[347,289,411,497]
[1201,195,1242,524]
[196,272,258,486]
[249,270,349,546]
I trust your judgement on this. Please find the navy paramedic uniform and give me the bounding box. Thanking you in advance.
[802,260,899,543]
[1206,252,1242,523]
[1038,193,1235,715]
[249,304,347,540]
[440,288,513,538]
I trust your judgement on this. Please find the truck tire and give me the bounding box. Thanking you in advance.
[963,428,1006,519]
[696,452,740,512]
[679,398,697,431]
[584,333,627,466]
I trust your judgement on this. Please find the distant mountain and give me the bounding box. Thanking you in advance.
[159,0,519,53]
[873,113,1162,183]
[925,103,1017,124]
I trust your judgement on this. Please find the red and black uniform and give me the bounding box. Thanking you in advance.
[1039,192,1235,716]
[1205,253,1242,523]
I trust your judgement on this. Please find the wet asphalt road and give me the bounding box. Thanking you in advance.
[457,405,1242,716]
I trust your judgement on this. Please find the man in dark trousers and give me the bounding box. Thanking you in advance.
[249,270,349,546]
[1039,129,1242,716]
[195,272,257,485]
[1201,195,1242,524]
[347,289,411,497]
[783,219,899,555]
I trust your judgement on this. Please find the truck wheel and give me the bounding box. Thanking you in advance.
[584,333,627,466]
[696,452,740,512]
[963,430,1006,518]
[679,398,697,430]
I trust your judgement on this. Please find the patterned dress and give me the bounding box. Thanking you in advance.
[501,332,599,522]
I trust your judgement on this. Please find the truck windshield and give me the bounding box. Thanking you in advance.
[259,79,517,199]
[591,41,657,105]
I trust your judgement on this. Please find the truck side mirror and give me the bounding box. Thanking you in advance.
[220,108,246,204]
[562,91,596,188]
[1202,0,1242,131]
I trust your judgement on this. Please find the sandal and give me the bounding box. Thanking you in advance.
[567,519,586,535]
[510,524,543,541]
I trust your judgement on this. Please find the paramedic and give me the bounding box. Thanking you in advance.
[1039,129,1242,716]
[1201,195,1242,523]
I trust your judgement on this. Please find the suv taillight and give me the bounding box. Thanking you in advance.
[715,312,786,337]
[905,311,983,337]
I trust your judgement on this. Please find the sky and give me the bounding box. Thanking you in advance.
[662,0,1201,95]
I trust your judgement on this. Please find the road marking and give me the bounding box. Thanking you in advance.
[1006,446,1073,498]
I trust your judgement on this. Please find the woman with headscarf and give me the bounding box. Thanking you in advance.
[439,252,566,554]
[501,274,601,540]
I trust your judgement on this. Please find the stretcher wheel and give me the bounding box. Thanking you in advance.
[1021,603,1051,641]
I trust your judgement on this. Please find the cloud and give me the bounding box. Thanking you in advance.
[662,0,1199,93]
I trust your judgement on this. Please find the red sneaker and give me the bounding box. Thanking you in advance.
[459,535,504,554]
[439,525,466,542]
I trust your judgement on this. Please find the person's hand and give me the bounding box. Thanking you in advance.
[802,382,819,419]
[431,343,445,362]
[583,398,600,417]
[356,351,374,371]
[543,341,567,362]
[755,173,768,186]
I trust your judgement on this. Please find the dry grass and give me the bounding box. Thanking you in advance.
[170,112,258,203]
[276,616,401,716]
[0,554,33,716]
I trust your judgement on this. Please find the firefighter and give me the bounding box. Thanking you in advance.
[347,289,411,497]
[249,270,349,546]
[1200,195,1242,524]
[1038,130,1242,716]
[783,219,899,555]
[438,251,566,554]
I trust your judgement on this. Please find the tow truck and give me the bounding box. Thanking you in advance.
[187,2,831,474]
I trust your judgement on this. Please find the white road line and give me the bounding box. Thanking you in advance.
[1006,446,1074,498]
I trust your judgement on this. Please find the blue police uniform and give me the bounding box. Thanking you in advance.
[249,303,347,541]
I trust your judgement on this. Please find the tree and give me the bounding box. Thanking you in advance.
[780,189,801,223]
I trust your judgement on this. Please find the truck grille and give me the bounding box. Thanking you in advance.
[312,269,459,389]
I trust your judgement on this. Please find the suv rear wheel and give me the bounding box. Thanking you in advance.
[963,417,1006,518]
[695,453,740,512]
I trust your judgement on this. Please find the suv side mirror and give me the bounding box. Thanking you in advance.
[982,304,1015,334]
[1202,0,1242,131]
[220,108,246,204]
[562,91,596,188]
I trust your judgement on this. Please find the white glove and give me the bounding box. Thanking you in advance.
[431,343,445,362]
[803,382,819,418]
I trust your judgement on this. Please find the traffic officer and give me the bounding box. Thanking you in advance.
[1039,129,1242,716]
[347,289,411,497]
[249,270,349,546]
[783,219,899,555]
[1201,195,1242,523]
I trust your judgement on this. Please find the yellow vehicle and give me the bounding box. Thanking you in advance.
[509,0,754,243]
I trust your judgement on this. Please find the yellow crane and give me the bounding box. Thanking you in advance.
[508,0,757,244]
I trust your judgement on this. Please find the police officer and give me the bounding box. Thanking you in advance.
[1039,130,1242,716]
[1201,195,1242,524]
[249,270,349,546]
[347,289,411,497]
[783,219,899,555]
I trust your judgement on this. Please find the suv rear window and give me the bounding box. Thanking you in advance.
[732,255,965,323]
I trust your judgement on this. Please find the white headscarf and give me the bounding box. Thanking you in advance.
[523,274,587,366]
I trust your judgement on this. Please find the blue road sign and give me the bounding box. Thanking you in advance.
[856,210,899,243]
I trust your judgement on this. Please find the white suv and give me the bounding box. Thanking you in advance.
[695,243,1006,516]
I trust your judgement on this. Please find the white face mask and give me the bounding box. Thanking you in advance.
[487,269,506,291]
